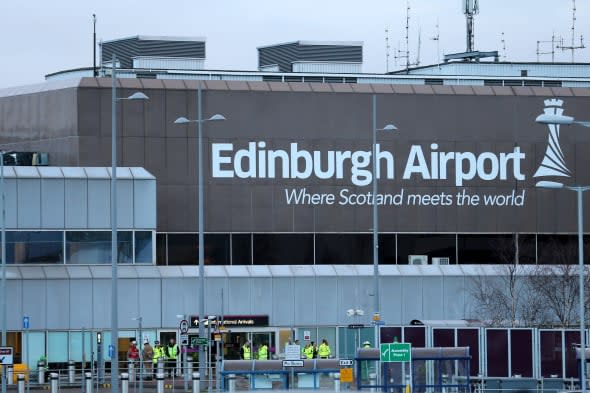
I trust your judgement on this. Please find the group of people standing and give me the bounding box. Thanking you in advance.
[240,339,332,360]
[127,338,179,379]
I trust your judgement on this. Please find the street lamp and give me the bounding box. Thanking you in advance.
[536,113,590,392]
[131,317,143,393]
[173,83,226,390]
[110,54,148,393]
[371,94,398,348]
[1,150,6,393]
[346,308,365,355]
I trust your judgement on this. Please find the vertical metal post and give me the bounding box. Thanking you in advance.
[578,187,586,393]
[208,319,212,393]
[50,373,58,393]
[156,373,164,393]
[92,14,97,77]
[82,327,86,391]
[371,95,380,351]
[197,83,206,391]
[121,373,129,393]
[85,373,93,393]
[111,52,120,393]
[17,374,24,393]
[138,318,143,393]
[1,150,6,393]
[68,361,75,384]
[192,372,200,393]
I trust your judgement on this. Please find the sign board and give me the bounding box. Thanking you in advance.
[194,338,209,346]
[214,334,222,342]
[339,359,354,367]
[285,344,301,360]
[108,344,115,358]
[340,367,353,383]
[303,330,311,341]
[0,347,14,365]
[180,334,189,346]
[347,324,364,329]
[23,316,30,330]
[179,319,189,334]
[282,360,304,367]
[380,343,411,362]
[190,315,269,328]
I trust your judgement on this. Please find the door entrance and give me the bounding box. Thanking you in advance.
[224,330,278,360]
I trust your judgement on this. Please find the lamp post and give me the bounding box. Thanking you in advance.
[173,83,226,390]
[536,113,590,392]
[110,54,148,393]
[371,94,398,348]
[346,308,365,355]
[1,150,6,393]
[132,317,143,393]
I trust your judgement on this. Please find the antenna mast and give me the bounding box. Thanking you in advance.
[557,0,585,62]
[431,21,440,68]
[394,1,419,72]
[463,0,479,53]
[500,32,506,60]
[536,33,558,63]
[385,28,391,73]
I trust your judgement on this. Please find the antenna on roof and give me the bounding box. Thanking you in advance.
[394,1,419,73]
[500,32,506,60]
[463,0,479,53]
[385,28,391,73]
[557,0,585,62]
[536,32,558,63]
[431,21,441,68]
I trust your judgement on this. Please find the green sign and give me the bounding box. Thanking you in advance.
[193,338,209,346]
[380,342,411,362]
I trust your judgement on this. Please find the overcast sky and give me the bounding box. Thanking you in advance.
[1,0,589,88]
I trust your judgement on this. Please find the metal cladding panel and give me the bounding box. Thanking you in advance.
[401,277,423,323]
[298,44,362,62]
[46,279,69,329]
[65,179,88,228]
[204,277,226,314]
[137,279,161,327]
[92,279,111,329]
[117,279,139,328]
[69,280,93,328]
[160,278,192,327]
[41,178,65,228]
[443,277,468,319]
[5,178,17,228]
[258,43,299,72]
[227,277,252,314]
[271,277,293,326]
[315,277,338,324]
[293,277,316,325]
[421,276,445,320]
[7,280,22,330]
[87,179,110,229]
[17,179,41,228]
[251,277,273,320]
[22,280,47,329]
[117,179,134,229]
[134,179,156,228]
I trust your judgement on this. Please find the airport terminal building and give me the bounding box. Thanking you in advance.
[2,36,590,379]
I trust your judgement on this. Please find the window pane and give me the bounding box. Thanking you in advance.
[540,330,562,377]
[205,234,230,265]
[47,331,68,363]
[69,331,93,362]
[433,329,455,347]
[518,234,537,264]
[167,234,197,265]
[156,233,167,265]
[65,231,132,264]
[457,328,480,377]
[315,234,371,264]
[511,329,533,377]
[403,327,425,347]
[253,234,313,265]
[135,231,154,264]
[564,330,580,378]
[538,235,578,265]
[379,234,396,264]
[486,329,508,377]
[24,332,46,370]
[6,231,63,264]
[380,327,402,344]
[231,234,251,265]
[398,234,456,264]
[458,234,514,264]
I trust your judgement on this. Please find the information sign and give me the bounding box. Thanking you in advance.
[285,344,301,360]
[0,347,14,365]
[194,338,209,346]
[303,330,311,340]
[179,319,189,334]
[339,359,354,366]
[282,360,304,367]
[340,367,353,383]
[23,316,30,329]
[380,342,411,362]
[180,334,189,346]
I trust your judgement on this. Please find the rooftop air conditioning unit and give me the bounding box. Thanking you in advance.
[432,257,450,265]
[409,255,428,265]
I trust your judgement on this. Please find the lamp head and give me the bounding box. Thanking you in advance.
[127,92,149,100]
[174,117,191,124]
[207,114,226,122]
[535,113,574,125]
[381,124,397,131]
[535,180,564,189]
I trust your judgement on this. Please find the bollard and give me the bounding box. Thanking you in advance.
[121,373,129,393]
[68,360,75,384]
[7,365,13,385]
[50,373,58,393]
[228,373,236,393]
[187,361,193,377]
[156,373,165,393]
[157,358,164,376]
[334,372,341,392]
[38,361,46,384]
[128,361,135,382]
[369,372,377,393]
[17,374,25,393]
[85,372,93,393]
[192,372,200,393]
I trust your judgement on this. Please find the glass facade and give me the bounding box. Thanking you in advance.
[2,230,154,265]
[152,232,587,266]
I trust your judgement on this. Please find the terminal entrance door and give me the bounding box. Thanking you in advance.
[224,330,278,360]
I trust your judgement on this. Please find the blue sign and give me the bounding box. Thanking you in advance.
[108,345,115,358]
[23,316,30,329]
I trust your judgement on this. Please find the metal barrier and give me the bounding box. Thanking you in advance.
[220,359,342,390]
